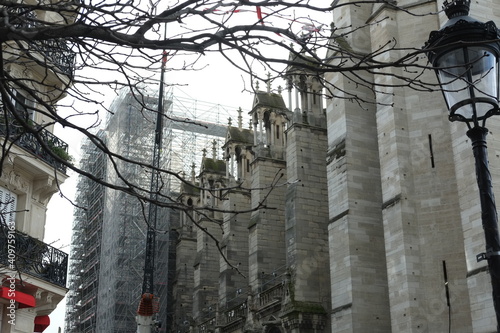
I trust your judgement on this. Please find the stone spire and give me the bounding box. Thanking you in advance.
[267,73,271,93]
[191,163,196,182]
[228,117,232,127]
[237,107,243,129]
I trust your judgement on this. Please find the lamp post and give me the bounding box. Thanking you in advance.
[424,0,500,330]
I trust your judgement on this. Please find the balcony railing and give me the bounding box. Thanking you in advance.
[0,225,68,287]
[258,283,284,308]
[199,316,216,333]
[9,7,75,77]
[31,39,76,77]
[0,119,69,173]
[220,300,247,326]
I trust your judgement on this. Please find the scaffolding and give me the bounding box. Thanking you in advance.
[66,86,244,332]
[166,88,241,190]
[65,131,107,333]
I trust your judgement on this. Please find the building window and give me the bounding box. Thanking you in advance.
[0,186,17,226]
[11,90,35,121]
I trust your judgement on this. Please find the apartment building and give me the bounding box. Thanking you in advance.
[0,2,76,333]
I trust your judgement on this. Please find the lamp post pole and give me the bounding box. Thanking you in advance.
[424,0,500,330]
[467,126,500,331]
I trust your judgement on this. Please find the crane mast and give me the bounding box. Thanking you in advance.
[136,51,167,333]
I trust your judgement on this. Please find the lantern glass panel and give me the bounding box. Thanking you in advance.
[437,46,498,121]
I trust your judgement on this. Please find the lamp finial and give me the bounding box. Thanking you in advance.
[443,0,470,18]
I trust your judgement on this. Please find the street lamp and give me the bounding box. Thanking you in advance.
[424,0,500,330]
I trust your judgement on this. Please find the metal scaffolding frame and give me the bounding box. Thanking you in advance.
[166,88,241,190]
[65,86,243,332]
[65,131,106,333]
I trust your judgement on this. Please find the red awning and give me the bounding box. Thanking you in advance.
[34,315,50,332]
[0,287,36,308]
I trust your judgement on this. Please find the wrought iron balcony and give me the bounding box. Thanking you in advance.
[31,39,76,77]
[9,7,75,77]
[0,118,69,173]
[0,225,68,288]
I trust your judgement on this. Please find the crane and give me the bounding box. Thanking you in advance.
[136,51,167,333]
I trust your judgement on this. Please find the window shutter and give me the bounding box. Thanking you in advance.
[0,186,17,226]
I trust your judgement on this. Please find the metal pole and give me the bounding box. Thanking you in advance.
[467,126,500,332]
[142,53,165,295]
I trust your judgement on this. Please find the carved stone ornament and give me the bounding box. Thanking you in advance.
[1,168,29,193]
[33,175,58,204]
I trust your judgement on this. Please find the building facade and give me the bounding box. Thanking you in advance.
[0,3,76,333]
[171,1,500,332]
[325,0,496,331]
[174,69,331,333]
